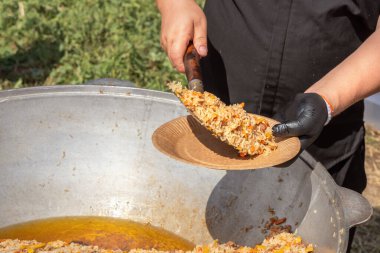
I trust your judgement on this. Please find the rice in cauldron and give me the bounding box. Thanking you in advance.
[0,232,313,253]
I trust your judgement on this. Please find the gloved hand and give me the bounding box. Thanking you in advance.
[272,93,328,149]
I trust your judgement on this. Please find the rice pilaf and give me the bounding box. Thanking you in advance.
[168,82,277,157]
[0,232,313,253]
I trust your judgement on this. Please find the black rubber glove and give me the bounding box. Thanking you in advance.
[272,93,328,149]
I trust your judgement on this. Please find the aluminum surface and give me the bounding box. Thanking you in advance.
[0,84,372,253]
[364,93,380,129]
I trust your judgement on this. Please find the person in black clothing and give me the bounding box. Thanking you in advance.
[156,0,380,251]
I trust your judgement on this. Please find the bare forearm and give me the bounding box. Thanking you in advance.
[306,18,380,116]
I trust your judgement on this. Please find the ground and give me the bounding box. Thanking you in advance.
[351,125,380,253]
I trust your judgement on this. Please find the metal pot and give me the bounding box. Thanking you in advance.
[0,83,372,253]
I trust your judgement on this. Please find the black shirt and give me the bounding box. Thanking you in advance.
[201,0,380,169]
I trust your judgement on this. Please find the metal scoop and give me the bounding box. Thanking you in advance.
[184,42,204,93]
[178,42,207,127]
[166,43,300,161]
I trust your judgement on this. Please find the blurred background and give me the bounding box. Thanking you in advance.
[0,0,202,90]
[0,1,378,252]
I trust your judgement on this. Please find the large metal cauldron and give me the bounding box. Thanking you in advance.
[0,84,372,253]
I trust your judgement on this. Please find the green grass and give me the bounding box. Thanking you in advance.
[0,0,204,90]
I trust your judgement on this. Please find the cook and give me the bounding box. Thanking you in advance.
[156,0,380,251]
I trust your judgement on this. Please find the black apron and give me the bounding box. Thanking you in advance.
[201,0,380,193]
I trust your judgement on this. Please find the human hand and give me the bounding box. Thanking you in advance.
[272,93,329,149]
[157,0,207,73]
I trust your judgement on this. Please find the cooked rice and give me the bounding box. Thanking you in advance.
[0,233,313,253]
[167,82,277,157]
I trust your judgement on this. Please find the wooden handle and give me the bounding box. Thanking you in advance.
[184,42,202,82]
